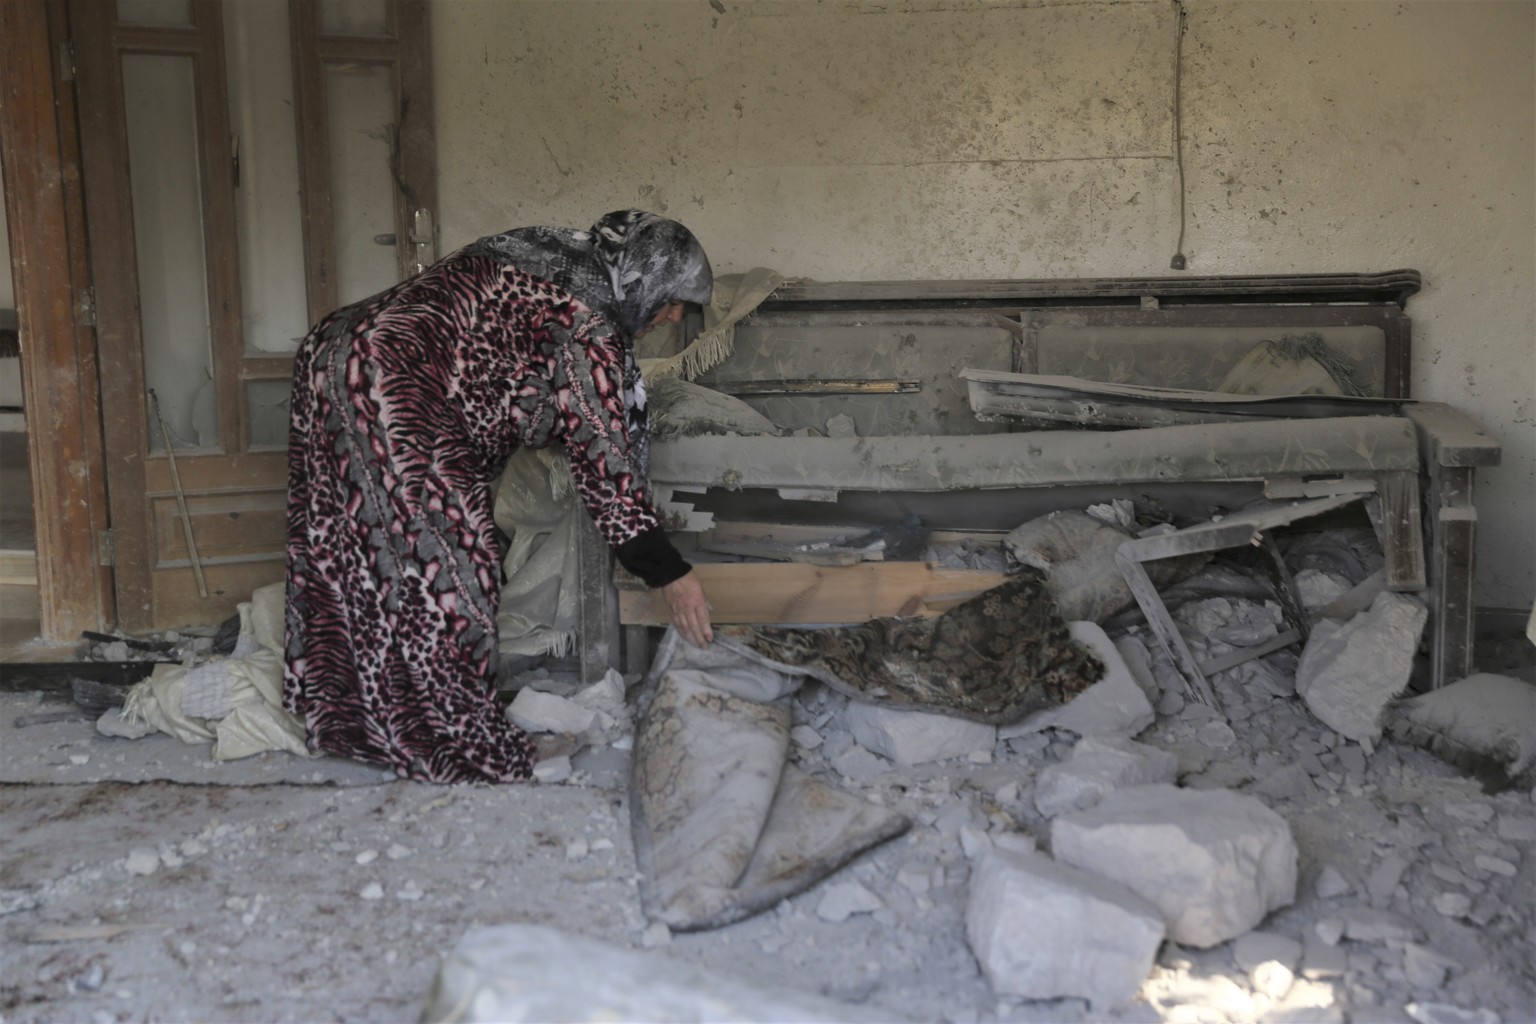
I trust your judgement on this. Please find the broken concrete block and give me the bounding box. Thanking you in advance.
[815,880,883,922]
[1001,622,1154,741]
[842,702,995,766]
[965,848,1164,1010]
[422,924,892,1023]
[1033,737,1178,818]
[507,689,597,736]
[1294,592,1427,744]
[1052,784,1297,949]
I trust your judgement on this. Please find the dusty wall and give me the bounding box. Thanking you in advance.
[432,0,1533,611]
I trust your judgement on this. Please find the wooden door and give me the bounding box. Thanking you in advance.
[70,0,436,631]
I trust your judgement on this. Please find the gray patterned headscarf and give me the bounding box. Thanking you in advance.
[474,210,712,337]
[471,210,713,480]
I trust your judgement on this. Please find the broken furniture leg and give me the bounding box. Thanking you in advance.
[1114,494,1368,710]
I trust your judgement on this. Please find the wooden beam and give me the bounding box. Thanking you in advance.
[618,562,1010,625]
[0,0,116,639]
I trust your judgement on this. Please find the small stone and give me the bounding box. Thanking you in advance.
[68,754,90,766]
[967,748,994,765]
[789,725,823,750]
[1432,892,1471,918]
[1315,918,1345,946]
[355,849,379,865]
[396,882,424,902]
[1496,814,1536,842]
[533,755,572,784]
[1314,864,1352,899]
[124,848,159,876]
[1472,854,1517,877]
[591,838,615,853]
[1341,907,1423,943]
[1252,764,1316,803]
[1301,939,1348,979]
[1033,736,1178,818]
[815,880,884,922]
[1196,721,1237,749]
[897,864,932,894]
[360,882,384,900]
[992,833,1036,855]
[565,839,589,860]
[1233,931,1300,999]
[959,824,991,860]
[1402,944,1460,989]
[1405,1004,1500,1024]
[1367,854,1412,906]
[640,922,672,948]
[994,781,1020,804]
[179,839,206,857]
[1444,802,1495,825]
[1336,744,1368,777]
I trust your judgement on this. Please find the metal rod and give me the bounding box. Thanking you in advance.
[148,389,208,599]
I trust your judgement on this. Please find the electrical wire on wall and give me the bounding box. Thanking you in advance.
[1169,0,1189,271]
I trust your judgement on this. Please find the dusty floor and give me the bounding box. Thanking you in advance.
[1,572,1534,1023]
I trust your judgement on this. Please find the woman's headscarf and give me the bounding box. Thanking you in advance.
[473,210,714,480]
[476,210,712,337]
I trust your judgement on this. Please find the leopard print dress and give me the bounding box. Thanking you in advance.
[282,247,663,783]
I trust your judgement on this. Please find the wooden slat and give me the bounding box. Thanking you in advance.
[290,0,339,324]
[1373,471,1427,592]
[151,491,286,564]
[151,558,285,628]
[1403,402,1502,468]
[143,450,288,492]
[0,0,116,638]
[0,550,38,587]
[618,562,1010,625]
[394,0,436,277]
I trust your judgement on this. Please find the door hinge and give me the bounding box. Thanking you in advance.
[75,287,96,326]
[97,529,115,567]
[60,40,76,83]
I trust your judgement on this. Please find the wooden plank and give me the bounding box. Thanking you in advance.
[1403,402,1502,468]
[0,551,39,587]
[393,0,436,279]
[290,0,339,324]
[1373,471,1427,591]
[1430,504,1478,689]
[0,0,116,639]
[618,562,1010,625]
[764,271,1423,309]
[151,558,284,627]
[576,514,618,683]
[151,491,286,563]
[713,379,922,396]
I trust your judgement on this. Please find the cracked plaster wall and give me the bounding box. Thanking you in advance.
[444,0,1524,610]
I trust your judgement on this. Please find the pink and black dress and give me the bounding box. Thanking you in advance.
[281,211,712,782]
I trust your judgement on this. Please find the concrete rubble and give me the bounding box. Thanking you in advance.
[1295,590,1429,744]
[2,518,1533,1024]
[1052,784,1299,948]
[966,847,1165,1009]
[1032,736,1179,818]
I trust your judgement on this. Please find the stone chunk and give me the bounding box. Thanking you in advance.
[508,690,597,735]
[966,848,1164,1010]
[842,703,995,766]
[1294,592,1427,743]
[422,924,892,1023]
[1052,784,1297,949]
[1033,737,1178,818]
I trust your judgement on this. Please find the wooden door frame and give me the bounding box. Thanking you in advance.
[0,0,115,643]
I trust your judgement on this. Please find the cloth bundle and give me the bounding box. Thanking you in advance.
[631,573,1103,931]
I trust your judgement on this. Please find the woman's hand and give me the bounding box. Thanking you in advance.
[662,570,713,648]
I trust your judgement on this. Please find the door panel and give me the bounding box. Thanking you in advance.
[72,0,435,630]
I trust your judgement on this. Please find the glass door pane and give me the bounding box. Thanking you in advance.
[116,0,191,28]
[225,0,310,355]
[325,61,399,306]
[122,53,216,452]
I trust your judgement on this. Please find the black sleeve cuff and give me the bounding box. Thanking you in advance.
[615,527,693,589]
